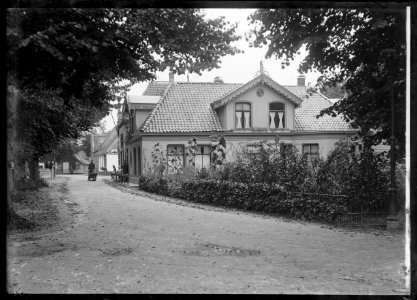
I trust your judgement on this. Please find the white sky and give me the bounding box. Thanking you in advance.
[102,8,320,130]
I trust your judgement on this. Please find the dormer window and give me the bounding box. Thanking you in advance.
[269,102,285,129]
[235,102,251,129]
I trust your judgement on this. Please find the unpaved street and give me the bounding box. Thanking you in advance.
[7,175,407,294]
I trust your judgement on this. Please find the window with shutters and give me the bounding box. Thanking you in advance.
[235,102,251,129]
[269,102,285,129]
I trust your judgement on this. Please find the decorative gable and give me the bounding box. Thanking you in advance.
[211,73,303,110]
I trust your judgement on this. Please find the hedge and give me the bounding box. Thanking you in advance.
[138,176,350,223]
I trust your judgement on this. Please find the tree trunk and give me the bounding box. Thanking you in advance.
[7,84,18,220]
[29,160,40,181]
[15,159,26,180]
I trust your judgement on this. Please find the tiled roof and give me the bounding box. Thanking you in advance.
[73,154,89,165]
[94,127,118,155]
[284,86,355,132]
[140,81,354,133]
[142,81,171,96]
[141,82,241,133]
[93,134,107,151]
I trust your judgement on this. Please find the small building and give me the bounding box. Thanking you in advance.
[57,153,89,174]
[92,126,119,174]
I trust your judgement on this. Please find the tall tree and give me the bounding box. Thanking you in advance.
[249,8,406,156]
[7,8,240,216]
[7,8,240,166]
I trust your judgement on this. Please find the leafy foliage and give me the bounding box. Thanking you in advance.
[149,143,167,177]
[249,8,406,156]
[7,8,241,162]
[317,139,390,210]
[167,147,184,174]
[138,136,403,222]
[210,135,227,167]
[186,137,198,166]
[138,177,349,223]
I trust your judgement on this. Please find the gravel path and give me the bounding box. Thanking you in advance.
[7,174,407,294]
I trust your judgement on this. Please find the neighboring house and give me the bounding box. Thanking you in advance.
[92,134,107,152]
[117,89,159,175]
[92,126,119,174]
[117,65,357,178]
[56,153,89,174]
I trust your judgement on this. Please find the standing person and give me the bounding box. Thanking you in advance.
[88,160,95,180]
[47,161,53,178]
[111,165,117,180]
[122,161,128,175]
[52,161,56,178]
[122,161,129,186]
[88,160,95,172]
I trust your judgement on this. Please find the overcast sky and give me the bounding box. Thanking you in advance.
[103,8,320,130]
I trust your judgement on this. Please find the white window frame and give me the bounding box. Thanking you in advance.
[269,102,286,129]
[235,102,252,129]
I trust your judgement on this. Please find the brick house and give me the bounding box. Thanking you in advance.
[117,66,357,181]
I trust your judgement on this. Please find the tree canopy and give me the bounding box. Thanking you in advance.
[7,8,241,161]
[249,8,406,157]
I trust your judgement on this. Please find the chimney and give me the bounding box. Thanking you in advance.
[169,71,174,83]
[297,74,306,86]
[307,82,311,87]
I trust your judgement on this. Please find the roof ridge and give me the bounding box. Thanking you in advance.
[148,80,243,85]
[175,81,243,85]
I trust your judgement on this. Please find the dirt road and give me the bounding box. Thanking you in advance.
[7,175,407,294]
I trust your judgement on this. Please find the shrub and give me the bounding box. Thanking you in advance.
[317,139,390,211]
[177,180,347,222]
[138,137,396,224]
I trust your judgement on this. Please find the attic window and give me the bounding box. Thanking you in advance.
[269,102,285,129]
[235,102,251,129]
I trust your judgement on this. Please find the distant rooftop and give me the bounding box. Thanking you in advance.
[127,95,160,104]
[142,81,170,96]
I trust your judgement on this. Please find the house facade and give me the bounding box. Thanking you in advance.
[117,67,357,179]
[92,126,119,174]
[56,153,89,174]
